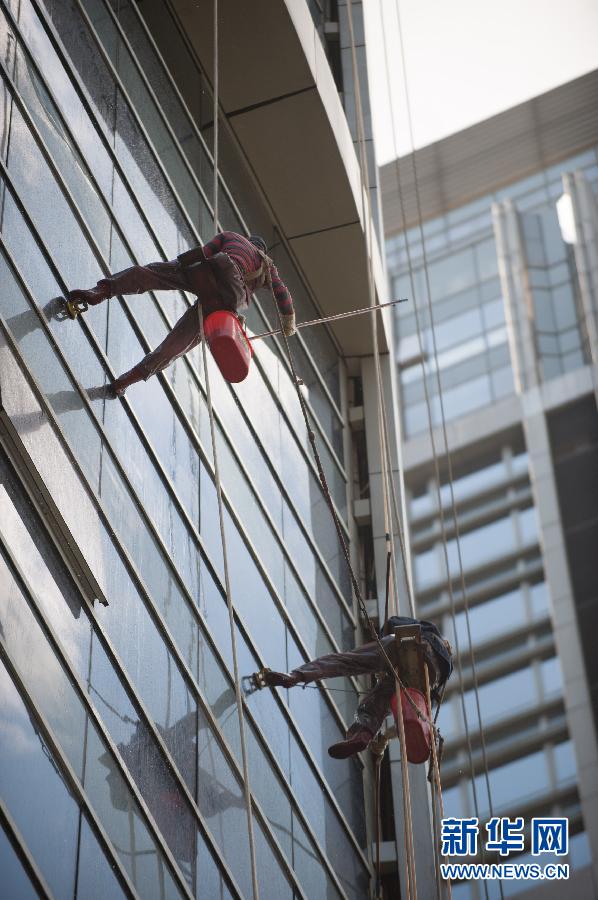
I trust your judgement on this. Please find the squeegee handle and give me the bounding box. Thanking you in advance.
[248,297,408,341]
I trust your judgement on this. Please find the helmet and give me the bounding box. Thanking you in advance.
[248,234,267,254]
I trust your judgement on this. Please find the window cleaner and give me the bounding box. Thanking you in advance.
[64,231,296,394]
[251,615,452,762]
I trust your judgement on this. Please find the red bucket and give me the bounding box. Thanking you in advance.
[390,687,431,764]
[203,311,253,383]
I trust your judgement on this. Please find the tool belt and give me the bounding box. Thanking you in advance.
[177,246,248,311]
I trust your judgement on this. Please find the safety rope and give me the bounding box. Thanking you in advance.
[379,14,477,895]
[381,2,499,896]
[345,0,425,894]
[201,3,260,896]
[264,259,435,871]
[374,750,383,899]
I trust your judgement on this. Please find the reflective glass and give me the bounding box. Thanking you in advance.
[1,0,370,889]
[0,661,79,899]
[75,817,128,900]
[0,546,186,898]
[0,825,40,900]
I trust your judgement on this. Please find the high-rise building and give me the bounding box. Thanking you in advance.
[382,69,598,899]
[0,1,395,898]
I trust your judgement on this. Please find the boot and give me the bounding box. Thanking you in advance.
[328,727,373,759]
[252,668,300,689]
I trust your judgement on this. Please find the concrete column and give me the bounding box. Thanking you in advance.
[361,354,412,618]
[493,199,541,392]
[521,388,598,890]
[361,353,437,897]
[562,171,598,367]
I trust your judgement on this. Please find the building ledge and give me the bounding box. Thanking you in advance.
[167,0,389,356]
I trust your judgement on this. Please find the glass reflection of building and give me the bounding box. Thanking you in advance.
[0,0,391,898]
[383,71,598,899]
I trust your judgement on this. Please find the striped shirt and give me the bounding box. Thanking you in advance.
[202,231,294,314]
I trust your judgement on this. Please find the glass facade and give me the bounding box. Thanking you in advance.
[389,148,598,438]
[0,0,377,896]
[385,145,598,896]
[408,445,588,898]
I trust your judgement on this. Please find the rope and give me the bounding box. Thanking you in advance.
[345,0,421,893]
[202,3,259,896]
[374,753,383,899]
[382,2,499,895]
[198,304,260,899]
[389,0,497,836]
[212,0,219,227]
[345,3,461,898]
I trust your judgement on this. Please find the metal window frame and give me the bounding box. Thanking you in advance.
[0,283,369,888]
[0,0,354,625]
[410,489,536,552]
[0,0,376,872]
[441,718,571,790]
[4,0,348,527]
[0,52,355,667]
[88,0,347,436]
[0,317,350,899]
[420,557,545,621]
[441,696,566,769]
[47,0,349,488]
[0,642,141,900]
[0,798,55,900]
[113,0,346,423]
[0,122,356,747]
[0,532,215,900]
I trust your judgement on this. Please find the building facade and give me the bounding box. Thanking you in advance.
[382,70,598,899]
[0,1,396,898]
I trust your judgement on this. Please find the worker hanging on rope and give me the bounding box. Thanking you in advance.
[251,615,452,760]
[65,231,297,394]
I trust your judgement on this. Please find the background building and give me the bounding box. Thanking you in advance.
[0,1,399,898]
[382,69,598,899]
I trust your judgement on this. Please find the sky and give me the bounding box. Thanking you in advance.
[364,0,598,165]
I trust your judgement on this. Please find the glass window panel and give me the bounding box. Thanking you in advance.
[440,352,488,390]
[0,660,78,899]
[440,458,508,507]
[443,515,516,583]
[518,506,538,545]
[487,326,508,349]
[0,825,40,900]
[553,740,577,786]
[428,247,477,298]
[475,237,498,280]
[540,656,563,700]
[480,750,550,817]
[435,307,484,351]
[441,374,492,422]
[75,817,128,900]
[480,277,502,303]
[482,299,505,331]
[434,285,481,325]
[464,666,537,729]
[452,588,527,646]
[569,831,592,870]
[0,547,186,897]
[529,581,549,618]
[491,366,514,399]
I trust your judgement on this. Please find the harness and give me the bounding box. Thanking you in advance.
[241,247,273,289]
[177,243,273,292]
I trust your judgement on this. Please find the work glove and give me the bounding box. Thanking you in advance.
[280,310,296,338]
